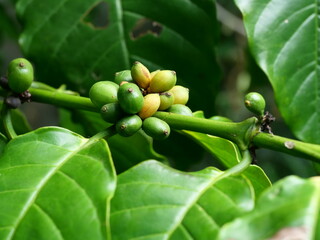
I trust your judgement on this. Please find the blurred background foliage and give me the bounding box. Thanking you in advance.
[0,0,316,181]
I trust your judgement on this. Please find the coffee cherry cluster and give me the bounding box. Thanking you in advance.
[1,58,34,108]
[89,61,192,140]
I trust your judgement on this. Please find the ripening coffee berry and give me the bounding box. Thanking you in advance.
[89,81,119,108]
[100,102,125,123]
[148,70,177,93]
[116,115,142,137]
[159,92,174,110]
[244,92,266,116]
[169,85,189,105]
[7,58,34,93]
[131,61,151,89]
[114,70,133,85]
[168,104,193,116]
[142,117,170,140]
[118,83,144,114]
[138,93,161,119]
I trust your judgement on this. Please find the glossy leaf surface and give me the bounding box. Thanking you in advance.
[110,160,254,240]
[183,130,271,197]
[0,127,116,240]
[218,176,320,240]
[17,0,220,114]
[235,0,320,143]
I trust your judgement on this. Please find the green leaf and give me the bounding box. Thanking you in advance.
[235,0,320,143]
[17,0,220,114]
[110,160,254,239]
[0,127,116,240]
[59,109,167,173]
[183,130,271,197]
[218,176,320,240]
[0,132,7,156]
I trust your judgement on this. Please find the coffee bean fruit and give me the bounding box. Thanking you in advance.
[114,70,133,85]
[138,93,161,119]
[100,102,125,123]
[168,104,193,116]
[159,92,174,110]
[169,85,189,105]
[131,61,151,89]
[116,115,142,137]
[7,58,34,93]
[89,81,119,108]
[118,83,144,114]
[148,70,176,93]
[142,117,170,140]
[244,92,266,116]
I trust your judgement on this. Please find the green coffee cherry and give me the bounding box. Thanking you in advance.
[131,61,151,89]
[159,92,174,110]
[169,85,189,105]
[118,83,144,114]
[7,58,34,93]
[89,81,119,108]
[209,116,232,122]
[114,70,133,85]
[244,92,266,116]
[148,70,177,93]
[142,117,170,140]
[100,102,125,123]
[116,115,142,137]
[168,104,193,116]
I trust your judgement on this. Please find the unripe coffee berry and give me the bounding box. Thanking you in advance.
[244,92,266,116]
[116,115,142,137]
[118,83,144,114]
[7,58,34,93]
[89,81,119,108]
[142,117,170,140]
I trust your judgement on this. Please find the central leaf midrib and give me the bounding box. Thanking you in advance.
[7,138,90,240]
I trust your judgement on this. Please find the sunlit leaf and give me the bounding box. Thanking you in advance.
[0,127,116,239]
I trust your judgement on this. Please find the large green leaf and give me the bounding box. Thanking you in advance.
[218,176,320,239]
[59,109,167,173]
[235,0,320,143]
[110,160,254,239]
[183,130,271,197]
[0,127,116,240]
[17,0,220,114]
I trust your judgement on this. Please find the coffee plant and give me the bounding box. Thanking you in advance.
[0,0,319,239]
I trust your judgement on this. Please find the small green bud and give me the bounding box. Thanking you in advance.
[7,58,34,93]
[209,116,232,122]
[244,92,266,116]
